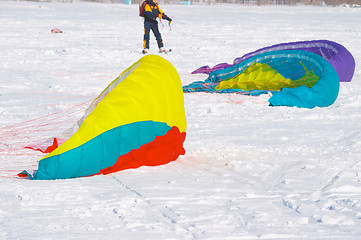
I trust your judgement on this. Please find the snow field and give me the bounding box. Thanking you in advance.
[1,1,361,239]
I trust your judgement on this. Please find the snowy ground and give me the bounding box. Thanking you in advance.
[1,1,361,239]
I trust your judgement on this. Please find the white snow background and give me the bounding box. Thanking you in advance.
[0,1,361,239]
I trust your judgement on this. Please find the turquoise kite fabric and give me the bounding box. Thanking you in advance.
[184,49,340,108]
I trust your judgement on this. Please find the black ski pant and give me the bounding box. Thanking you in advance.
[143,21,164,49]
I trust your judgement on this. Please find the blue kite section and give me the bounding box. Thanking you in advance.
[266,50,340,108]
[184,50,340,108]
[35,121,171,180]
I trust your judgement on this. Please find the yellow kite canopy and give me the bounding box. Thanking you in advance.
[30,55,187,180]
[215,62,319,91]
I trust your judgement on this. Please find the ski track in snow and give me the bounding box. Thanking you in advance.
[1,1,361,239]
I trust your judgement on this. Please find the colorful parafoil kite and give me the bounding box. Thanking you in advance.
[185,40,355,108]
[21,55,187,180]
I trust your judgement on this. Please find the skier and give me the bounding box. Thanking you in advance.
[140,0,172,54]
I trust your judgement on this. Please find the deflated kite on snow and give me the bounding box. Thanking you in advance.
[192,40,355,83]
[185,40,355,108]
[21,55,187,180]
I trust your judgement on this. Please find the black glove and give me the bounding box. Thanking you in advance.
[163,15,172,23]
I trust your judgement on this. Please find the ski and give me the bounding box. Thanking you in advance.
[133,49,172,55]
[159,49,171,54]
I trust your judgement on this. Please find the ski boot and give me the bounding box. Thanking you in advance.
[142,48,149,54]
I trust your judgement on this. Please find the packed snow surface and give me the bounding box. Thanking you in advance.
[0,1,361,239]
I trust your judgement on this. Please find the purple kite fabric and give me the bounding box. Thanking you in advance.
[191,40,355,82]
